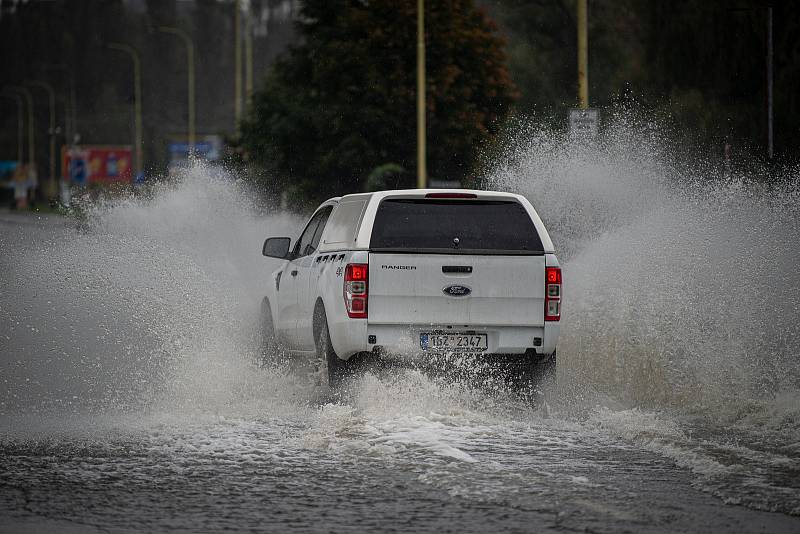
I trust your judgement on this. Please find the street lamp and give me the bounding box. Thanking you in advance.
[108,42,143,176]
[416,0,427,189]
[38,62,77,143]
[729,6,775,160]
[4,85,35,168]
[244,12,253,106]
[63,32,79,142]
[0,93,24,164]
[26,80,58,198]
[766,6,773,159]
[234,0,243,127]
[158,26,196,152]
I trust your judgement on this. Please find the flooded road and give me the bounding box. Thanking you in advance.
[2,403,798,533]
[2,130,800,532]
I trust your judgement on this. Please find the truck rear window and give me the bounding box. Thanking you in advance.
[369,199,544,254]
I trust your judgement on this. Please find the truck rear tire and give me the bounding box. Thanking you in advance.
[314,305,356,389]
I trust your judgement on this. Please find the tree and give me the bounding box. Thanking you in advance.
[241,0,518,204]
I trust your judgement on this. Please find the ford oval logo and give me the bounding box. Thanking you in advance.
[443,285,472,297]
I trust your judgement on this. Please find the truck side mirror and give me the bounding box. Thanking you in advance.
[262,237,291,259]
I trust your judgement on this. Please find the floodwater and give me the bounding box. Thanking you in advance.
[1,123,799,532]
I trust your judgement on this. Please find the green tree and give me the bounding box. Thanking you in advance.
[241,0,518,204]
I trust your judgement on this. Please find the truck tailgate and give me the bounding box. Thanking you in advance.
[369,253,545,326]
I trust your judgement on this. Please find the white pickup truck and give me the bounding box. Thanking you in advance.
[260,189,561,389]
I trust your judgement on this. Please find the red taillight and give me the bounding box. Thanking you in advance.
[544,266,561,322]
[424,192,478,199]
[344,263,368,319]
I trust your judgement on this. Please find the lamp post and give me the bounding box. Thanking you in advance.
[729,6,775,160]
[63,33,79,141]
[4,85,36,204]
[5,85,35,168]
[0,93,24,164]
[39,62,77,143]
[158,26,196,152]
[234,0,243,127]
[416,0,427,189]
[245,12,253,106]
[766,5,773,160]
[27,80,57,198]
[108,42,143,176]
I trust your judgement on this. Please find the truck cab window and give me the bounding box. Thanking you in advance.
[310,206,333,250]
[294,206,333,258]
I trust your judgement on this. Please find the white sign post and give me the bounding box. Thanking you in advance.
[569,108,599,138]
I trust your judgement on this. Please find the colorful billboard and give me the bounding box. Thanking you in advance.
[62,146,133,184]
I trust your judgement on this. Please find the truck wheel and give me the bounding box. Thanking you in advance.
[259,298,278,366]
[314,306,348,389]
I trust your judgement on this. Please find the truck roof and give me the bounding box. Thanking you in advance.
[325,188,528,204]
[317,189,555,254]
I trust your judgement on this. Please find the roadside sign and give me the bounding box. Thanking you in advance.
[70,155,87,185]
[569,108,599,138]
[62,145,133,184]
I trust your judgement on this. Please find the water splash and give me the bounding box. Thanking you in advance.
[1,164,303,419]
[1,127,799,519]
[489,112,800,437]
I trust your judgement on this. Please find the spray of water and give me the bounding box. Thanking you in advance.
[487,112,800,513]
[1,165,307,422]
[1,117,799,517]
[488,112,800,428]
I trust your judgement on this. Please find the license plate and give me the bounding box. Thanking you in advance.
[420,333,488,351]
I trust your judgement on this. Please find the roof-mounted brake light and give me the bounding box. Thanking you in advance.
[424,192,478,199]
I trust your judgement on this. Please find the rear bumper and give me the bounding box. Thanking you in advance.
[363,323,558,358]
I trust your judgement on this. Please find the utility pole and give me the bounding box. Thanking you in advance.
[766,5,773,160]
[158,26,196,152]
[1,93,24,163]
[416,0,427,189]
[27,81,57,198]
[577,0,588,109]
[234,0,243,128]
[108,43,143,176]
[568,0,597,138]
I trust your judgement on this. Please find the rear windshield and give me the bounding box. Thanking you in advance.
[369,199,544,254]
